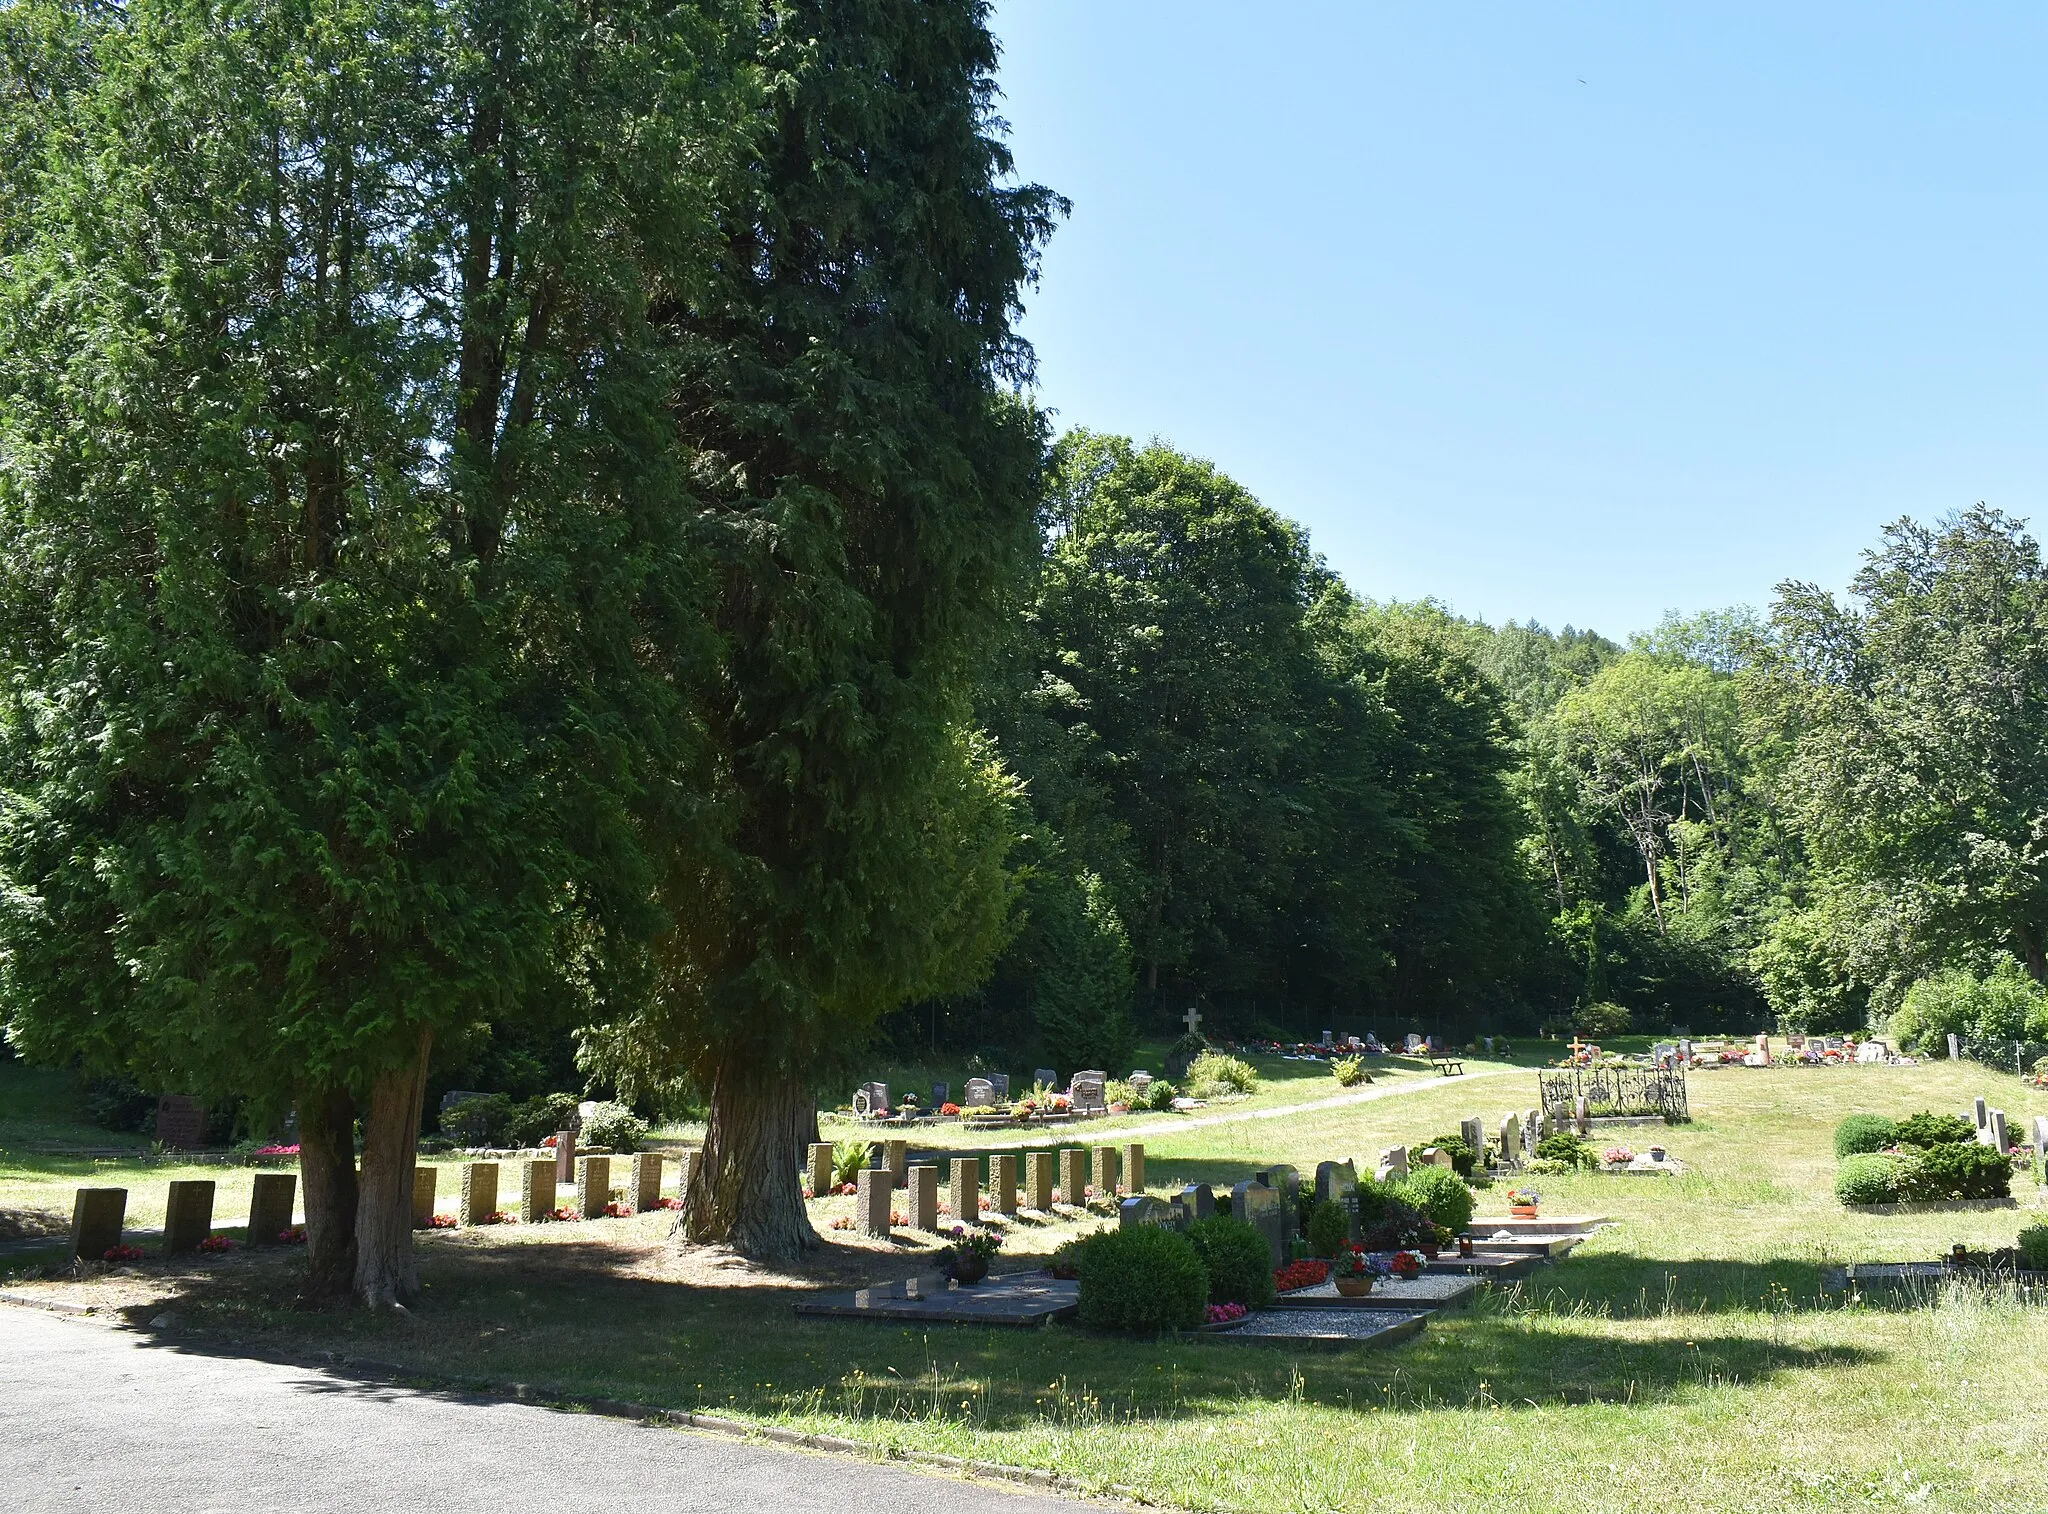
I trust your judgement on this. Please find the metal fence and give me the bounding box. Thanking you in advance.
[1957,1038,2048,1080]
[1537,1064,1691,1123]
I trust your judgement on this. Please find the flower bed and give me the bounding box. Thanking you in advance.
[419,1213,457,1229]
[102,1243,144,1263]
[198,1235,234,1253]
[1273,1258,1330,1293]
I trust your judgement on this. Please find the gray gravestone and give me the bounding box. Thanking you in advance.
[1574,1095,1591,1135]
[1119,1194,1175,1229]
[154,1095,206,1151]
[247,1172,295,1243]
[632,1151,664,1211]
[931,1082,950,1109]
[1498,1113,1521,1168]
[1068,1071,1108,1114]
[553,1128,576,1185]
[1027,1151,1055,1210]
[69,1188,126,1265]
[1974,1097,1989,1130]
[885,1138,909,1188]
[1418,1147,1455,1169]
[991,1153,1019,1214]
[1315,1160,1359,1240]
[1988,1109,2010,1152]
[1127,1071,1153,1099]
[1233,1181,1286,1268]
[1375,1145,1409,1183]
[990,1074,1011,1100]
[1459,1115,1485,1157]
[950,1157,981,1220]
[1092,1145,1121,1196]
[1949,1033,1961,1059]
[2034,1115,2048,1156]
[807,1142,833,1197]
[412,1165,439,1227]
[1034,1068,1058,1090]
[1259,1164,1301,1245]
[460,1162,500,1225]
[162,1180,214,1255]
[855,1167,892,1238]
[963,1078,996,1108]
[520,1158,556,1222]
[1179,1183,1217,1221]
[574,1155,609,1219]
[1524,1107,1543,1153]
[908,1164,939,1230]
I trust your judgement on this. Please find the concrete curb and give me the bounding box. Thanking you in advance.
[0,1291,1123,1505]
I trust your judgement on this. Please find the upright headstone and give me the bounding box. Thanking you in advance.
[963,1078,996,1109]
[1376,1146,1409,1183]
[990,1153,1019,1214]
[1404,1034,1424,1054]
[1524,1108,1544,1154]
[2034,1114,2048,1156]
[1122,1143,1146,1193]
[1314,1160,1359,1239]
[885,1138,909,1189]
[69,1188,126,1265]
[1574,1095,1591,1135]
[851,1083,885,1118]
[1179,1183,1217,1221]
[1259,1164,1301,1247]
[1948,1033,1961,1060]
[1127,1072,1153,1100]
[553,1129,576,1186]
[575,1155,610,1219]
[632,1151,665,1211]
[807,1142,834,1197]
[460,1162,500,1225]
[930,1082,950,1110]
[1988,1110,2010,1153]
[1068,1072,1108,1115]
[1233,1181,1286,1268]
[154,1095,206,1151]
[1498,1113,1521,1168]
[411,1166,439,1227]
[162,1180,215,1255]
[1058,1147,1088,1205]
[676,1148,700,1208]
[990,1074,1011,1101]
[1119,1194,1175,1229]
[950,1157,981,1221]
[1092,1145,1121,1197]
[1033,1068,1058,1090]
[1460,1116,1486,1159]
[247,1172,296,1243]
[854,1167,892,1239]
[520,1158,557,1223]
[1974,1097,1989,1131]
[1026,1151,1055,1211]
[1322,1029,1335,1048]
[907,1165,939,1230]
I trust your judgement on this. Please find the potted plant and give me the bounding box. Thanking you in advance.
[940,1224,1002,1285]
[1331,1242,1392,1297]
[1506,1188,1541,1218]
[1389,1249,1426,1280]
[1603,1146,1635,1168]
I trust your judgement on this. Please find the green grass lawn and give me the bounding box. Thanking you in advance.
[6,1056,2048,1512]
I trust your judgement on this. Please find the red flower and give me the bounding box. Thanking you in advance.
[198,1235,234,1253]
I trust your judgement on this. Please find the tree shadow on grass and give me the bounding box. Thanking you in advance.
[99,1235,1889,1432]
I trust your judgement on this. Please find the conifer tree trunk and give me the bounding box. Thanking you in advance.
[352,1030,432,1308]
[683,1058,815,1261]
[297,1085,359,1302]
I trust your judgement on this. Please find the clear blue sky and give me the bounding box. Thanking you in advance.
[988,2,2048,640]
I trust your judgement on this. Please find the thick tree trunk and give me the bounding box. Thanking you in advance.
[352,1029,432,1309]
[681,1058,816,1261]
[297,1085,359,1303]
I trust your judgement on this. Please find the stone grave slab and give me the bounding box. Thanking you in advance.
[1426,1251,1544,1280]
[1234,1181,1285,1266]
[163,1180,215,1254]
[1033,1068,1057,1089]
[963,1078,995,1109]
[1469,1214,1610,1237]
[1026,1152,1055,1211]
[907,1165,939,1230]
[991,1153,1019,1214]
[575,1155,609,1219]
[1123,1143,1146,1192]
[632,1152,665,1211]
[950,1157,980,1220]
[553,1129,577,1185]
[1120,1194,1174,1228]
[855,1168,892,1238]
[807,1142,834,1198]
[247,1172,296,1243]
[1268,1273,1482,1311]
[520,1158,556,1222]
[1466,1233,1584,1259]
[154,1096,206,1151]
[70,1187,126,1264]
[1092,1145,1120,1196]
[796,1271,1079,1327]
[460,1162,500,1225]
[1179,1183,1217,1222]
[1212,1308,1430,1350]
[412,1166,440,1227]
[1058,1148,1087,1206]
[885,1139,910,1187]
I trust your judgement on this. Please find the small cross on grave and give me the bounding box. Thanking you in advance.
[1183,1005,1203,1037]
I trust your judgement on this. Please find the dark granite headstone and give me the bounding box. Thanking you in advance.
[1233,1181,1286,1268]
[1178,1182,1217,1223]
[1259,1165,1301,1244]
[1118,1194,1175,1229]
[154,1095,206,1150]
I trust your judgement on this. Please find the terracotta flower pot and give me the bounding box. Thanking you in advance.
[1334,1276,1375,1297]
[1510,1204,1539,1219]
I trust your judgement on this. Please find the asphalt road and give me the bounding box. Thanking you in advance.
[0,1305,1089,1513]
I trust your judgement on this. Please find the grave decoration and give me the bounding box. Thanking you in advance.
[937,1223,1001,1284]
[1331,1242,1391,1296]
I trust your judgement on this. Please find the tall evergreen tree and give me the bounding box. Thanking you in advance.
[0,0,736,1303]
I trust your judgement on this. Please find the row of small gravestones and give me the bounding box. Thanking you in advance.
[853,1069,1117,1118]
[820,1140,1147,1238]
[1115,1157,1419,1270]
[64,1149,684,1266]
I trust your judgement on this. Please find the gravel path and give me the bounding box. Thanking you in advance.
[0,1304,1088,1513]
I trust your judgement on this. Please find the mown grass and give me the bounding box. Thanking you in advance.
[8,1055,2048,1512]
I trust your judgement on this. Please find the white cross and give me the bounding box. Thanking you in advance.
[1183,1006,1202,1036]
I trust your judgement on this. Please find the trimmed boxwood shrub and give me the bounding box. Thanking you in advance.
[1360,1195,1437,1251]
[1305,1198,1349,1258]
[1186,1216,1276,1307]
[1076,1225,1207,1333]
[1894,1112,1977,1149]
[2019,1222,2048,1271]
[1535,1132,1597,1170]
[1397,1165,1475,1236]
[1836,1153,1911,1205]
[1904,1141,2011,1201]
[1833,1114,1898,1158]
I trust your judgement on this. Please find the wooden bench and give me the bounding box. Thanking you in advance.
[1432,1057,1465,1077]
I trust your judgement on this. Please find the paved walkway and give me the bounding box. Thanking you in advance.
[0,1305,1087,1513]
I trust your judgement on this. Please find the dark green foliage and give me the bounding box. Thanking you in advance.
[82,1077,155,1135]
[1425,1134,1478,1179]
[439,1094,517,1148]
[1360,1196,1438,1251]
[1894,1113,1978,1149]
[1185,1217,1276,1308]
[1836,1153,1911,1205]
[579,1102,648,1154]
[2018,1222,2048,1271]
[508,1095,584,1150]
[1904,1142,2010,1201]
[1076,1224,1208,1333]
[1305,1199,1349,1258]
[1535,1133,1598,1169]
[1834,1115,1900,1158]
[1397,1166,1476,1235]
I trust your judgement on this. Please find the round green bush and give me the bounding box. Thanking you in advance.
[1903,1141,2011,1201]
[579,1101,647,1154]
[1397,1165,1475,1235]
[1184,1051,1260,1097]
[1305,1198,1349,1258]
[1836,1153,1911,1205]
[1893,1112,1977,1149]
[1185,1216,1276,1307]
[1535,1132,1597,1170]
[1834,1114,1899,1158]
[1076,1225,1208,1333]
[2018,1222,2048,1272]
